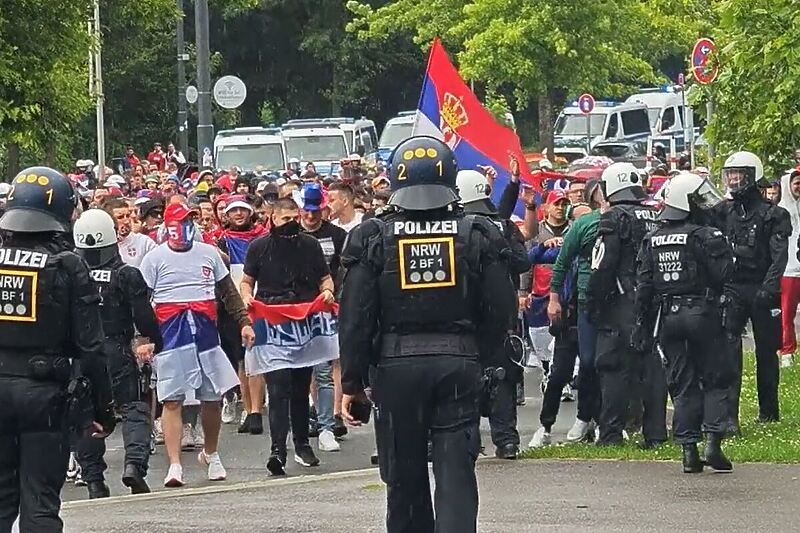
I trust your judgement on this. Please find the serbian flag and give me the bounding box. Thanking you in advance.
[152,301,239,401]
[245,294,339,376]
[413,39,540,214]
[219,225,266,288]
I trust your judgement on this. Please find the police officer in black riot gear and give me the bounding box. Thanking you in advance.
[0,167,114,532]
[587,162,668,447]
[636,172,735,473]
[338,137,516,533]
[714,151,790,430]
[455,169,531,459]
[72,209,163,497]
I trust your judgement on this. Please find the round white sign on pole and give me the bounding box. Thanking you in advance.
[185,85,198,104]
[213,75,246,109]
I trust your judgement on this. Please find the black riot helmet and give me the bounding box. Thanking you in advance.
[388,136,459,210]
[0,167,76,233]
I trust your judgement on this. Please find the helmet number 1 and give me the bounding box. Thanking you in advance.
[45,188,53,205]
[436,160,443,177]
[397,163,407,181]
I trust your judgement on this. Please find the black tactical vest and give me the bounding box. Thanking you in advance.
[378,214,481,334]
[90,263,135,340]
[0,245,70,352]
[723,202,771,283]
[613,203,659,291]
[648,223,706,296]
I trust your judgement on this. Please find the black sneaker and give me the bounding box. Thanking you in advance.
[333,415,348,438]
[266,453,286,476]
[249,413,263,435]
[294,445,320,467]
[237,413,252,434]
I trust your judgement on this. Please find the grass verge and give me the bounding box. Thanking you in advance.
[521,353,800,463]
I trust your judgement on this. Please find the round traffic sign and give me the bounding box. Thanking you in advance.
[213,75,247,109]
[691,38,718,85]
[577,93,595,115]
[185,85,198,104]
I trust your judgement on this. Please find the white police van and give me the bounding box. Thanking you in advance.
[626,87,700,151]
[213,127,286,172]
[378,111,416,163]
[281,121,350,176]
[283,117,378,165]
[552,101,652,161]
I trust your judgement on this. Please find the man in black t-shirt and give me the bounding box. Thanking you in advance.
[298,184,348,452]
[240,197,336,474]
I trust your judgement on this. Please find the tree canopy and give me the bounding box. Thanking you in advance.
[2,0,798,177]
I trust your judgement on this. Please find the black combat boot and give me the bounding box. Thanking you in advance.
[87,480,110,498]
[703,433,733,472]
[682,444,703,474]
[495,443,519,460]
[122,464,150,494]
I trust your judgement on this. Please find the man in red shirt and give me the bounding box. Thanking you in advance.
[147,143,167,171]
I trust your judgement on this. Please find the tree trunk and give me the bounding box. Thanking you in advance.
[45,139,57,167]
[331,62,341,116]
[538,92,554,157]
[6,143,20,180]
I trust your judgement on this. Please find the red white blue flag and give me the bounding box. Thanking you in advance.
[413,39,539,212]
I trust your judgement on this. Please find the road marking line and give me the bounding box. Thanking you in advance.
[62,467,379,510]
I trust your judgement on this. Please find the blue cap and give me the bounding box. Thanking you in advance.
[300,183,323,212]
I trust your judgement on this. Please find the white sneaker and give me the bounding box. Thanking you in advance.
[528,427,551,448]
[561,384,575,402]
[193,424,205,448]
[198,450,227,481]
[164,464,184,487]
[181,424,195,450]
[66,452,80,482]
[221,397,237,424]
[153,419,165,445]
[318,430,341,452]
[781,353,793,368]
[566,419,590,442]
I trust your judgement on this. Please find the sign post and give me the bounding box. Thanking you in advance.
[691,38,718,85]
[577,93,595,154]
[213,75,247,109]
[691,38,718,161]
[185,85,198,104]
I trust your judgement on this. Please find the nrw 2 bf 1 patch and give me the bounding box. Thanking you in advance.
[398,237,456,290]
[0,268,38,322]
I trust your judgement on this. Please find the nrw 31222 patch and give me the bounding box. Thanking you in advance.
[398,237,456,290]
[0,268,38,322]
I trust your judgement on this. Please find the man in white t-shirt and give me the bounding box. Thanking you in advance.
[139,202,255,488]
[328,182,363,233]
[103,198,156,268]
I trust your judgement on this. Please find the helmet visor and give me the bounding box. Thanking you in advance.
[690,178,724,210]
[722,167,755,193]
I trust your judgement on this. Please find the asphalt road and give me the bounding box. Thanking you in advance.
[62,367,569,501]
[61,460,800,532]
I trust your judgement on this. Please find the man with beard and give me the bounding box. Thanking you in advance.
[298,184,347,452]
[216,196,267,434]
[240,197,336,475]
[104,198,156,268]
